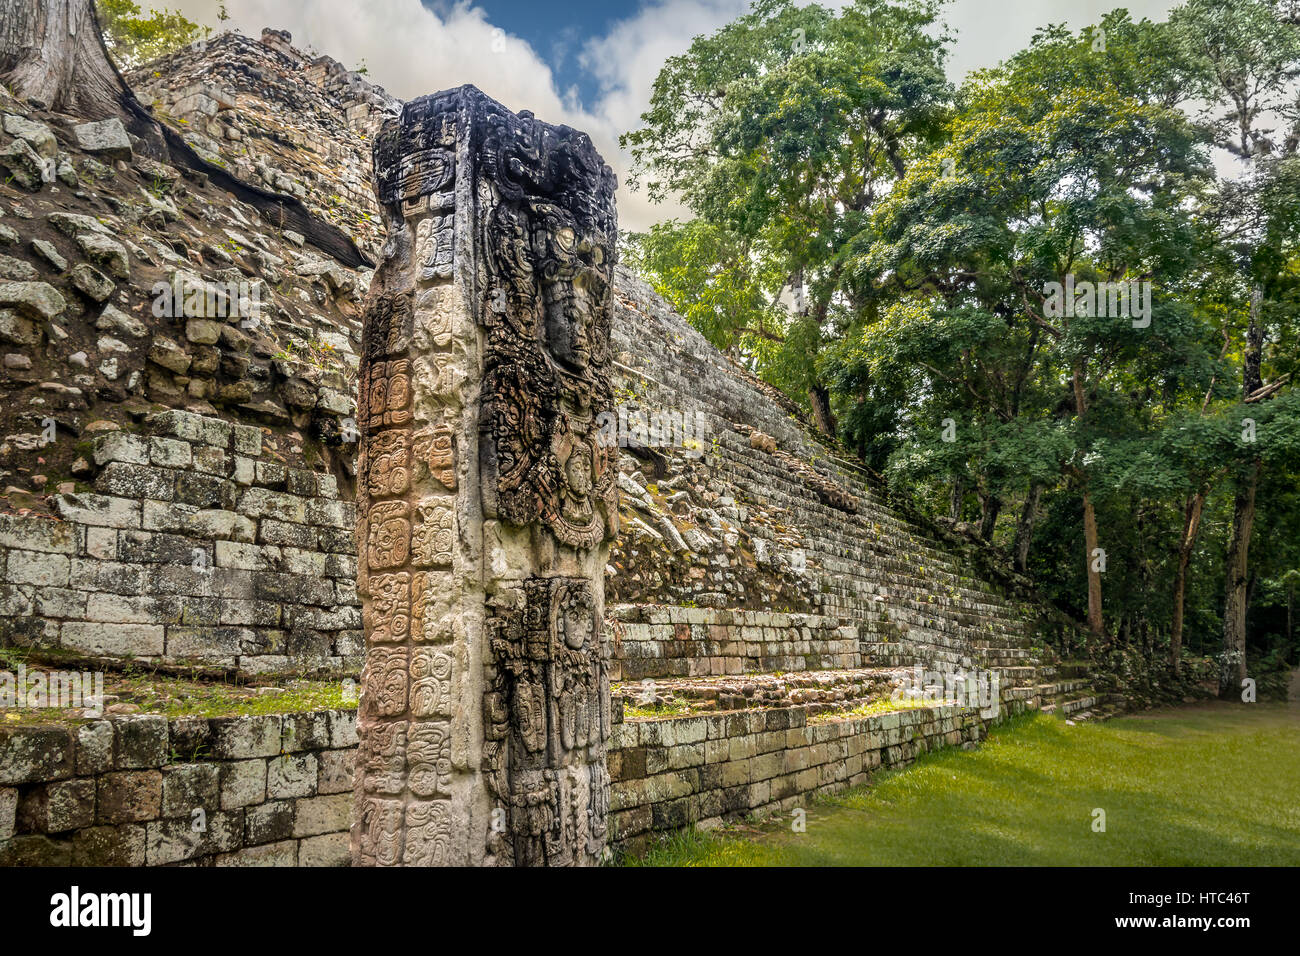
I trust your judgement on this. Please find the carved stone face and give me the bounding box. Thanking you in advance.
[565,445,592,497]
[562,601,593,651]
[539,222,606,375]
[560,442,595,528]
[555,582,595,652]
[543,272,594,373]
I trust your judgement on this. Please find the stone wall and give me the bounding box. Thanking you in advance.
[610,605,862,680]
[607,268,1056,676]
[129,29,399,259]
[606,698,1020,851]
[0,407,360,674]
[0,709,355,866]
[0,676,1106,864]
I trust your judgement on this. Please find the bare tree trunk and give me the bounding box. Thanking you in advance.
[1221,461,1260,698]
[1072,363,1105,638]
[0,0,124,117]
[1220,286,1266,699]
[1171,488,1206,674]
[948,478,964,521]
[1013,482,1042,572]
[1082,490,1104,638]
[1288,580,1295,652]
[0,0,369,268]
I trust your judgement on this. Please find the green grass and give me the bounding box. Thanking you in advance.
[628,702,1300,866]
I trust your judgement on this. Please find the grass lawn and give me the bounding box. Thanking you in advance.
[628,700,1300,866]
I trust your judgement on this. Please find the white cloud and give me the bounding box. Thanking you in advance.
[941,0,1178,79]
[162,0,1183,231]
[166,0,661,225]
[579,0,753,227]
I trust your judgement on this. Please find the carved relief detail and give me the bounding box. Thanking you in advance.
[410,647,454,717]
[359,720,407,795]
[408,721,454,797]
[413,423,456,490]
[402,800,453,866]
[474,95,619,554]
[367,500,411,569]
[364,429,411,498]
[363,645,409,718]
[366,572,411,643]
[411,502,455,568]
[417,214,456,281]
[364,291,415,360]
[358,797,405,867]
[411,570,457,644]
[377,141,455,208]
[485,576,609,865]
[362,359,413,430]
[358,88,615,867]
[415,286,456,349]
[412,353,458,406]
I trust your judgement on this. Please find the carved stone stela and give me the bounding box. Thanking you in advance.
[352,86,618,867]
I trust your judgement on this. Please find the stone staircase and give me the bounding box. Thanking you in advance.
[601,270,1116,851]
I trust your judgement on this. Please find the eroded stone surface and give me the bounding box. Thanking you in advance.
[352,86,618,867]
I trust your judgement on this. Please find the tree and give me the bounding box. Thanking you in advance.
[622,0,953,430]
[856,14,1214,638]
[623,219,786,361]
[1,0,135,117]
[97,0,207,70]
[1169,0,1300,695]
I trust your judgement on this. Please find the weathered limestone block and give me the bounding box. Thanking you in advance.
[72,824,147,866]
[72,118,133,161]
[96,770,163,824]
[352,86,618,867]
[113,714,169,768]
[161,763,220,818]
[0,726,74,785]
[299,831,350,866]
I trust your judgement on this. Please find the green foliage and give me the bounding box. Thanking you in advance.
[97,0,210,70]
[628,0,1300,670]
[623,0,953,397]
[622,219,785,358]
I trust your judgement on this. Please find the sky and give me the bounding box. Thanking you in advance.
[165,0,1182,230]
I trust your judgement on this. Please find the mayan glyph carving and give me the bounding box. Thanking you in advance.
[484,577,612,865]
[353,85,616,867]
[352,89,464,869]
[366,572,411,643]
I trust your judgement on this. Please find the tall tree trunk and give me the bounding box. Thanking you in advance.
[1082,489,1104,638]
[1221,461,1260,698]
[1220,286,1266,699]
[1072,363,1105,638]
[1013,482,1043,572]
[978,493,1000,542]
[0,0,369,268]
[949,478,964,521]
[1288,579,1295,653]
[1171,488,1207,674]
